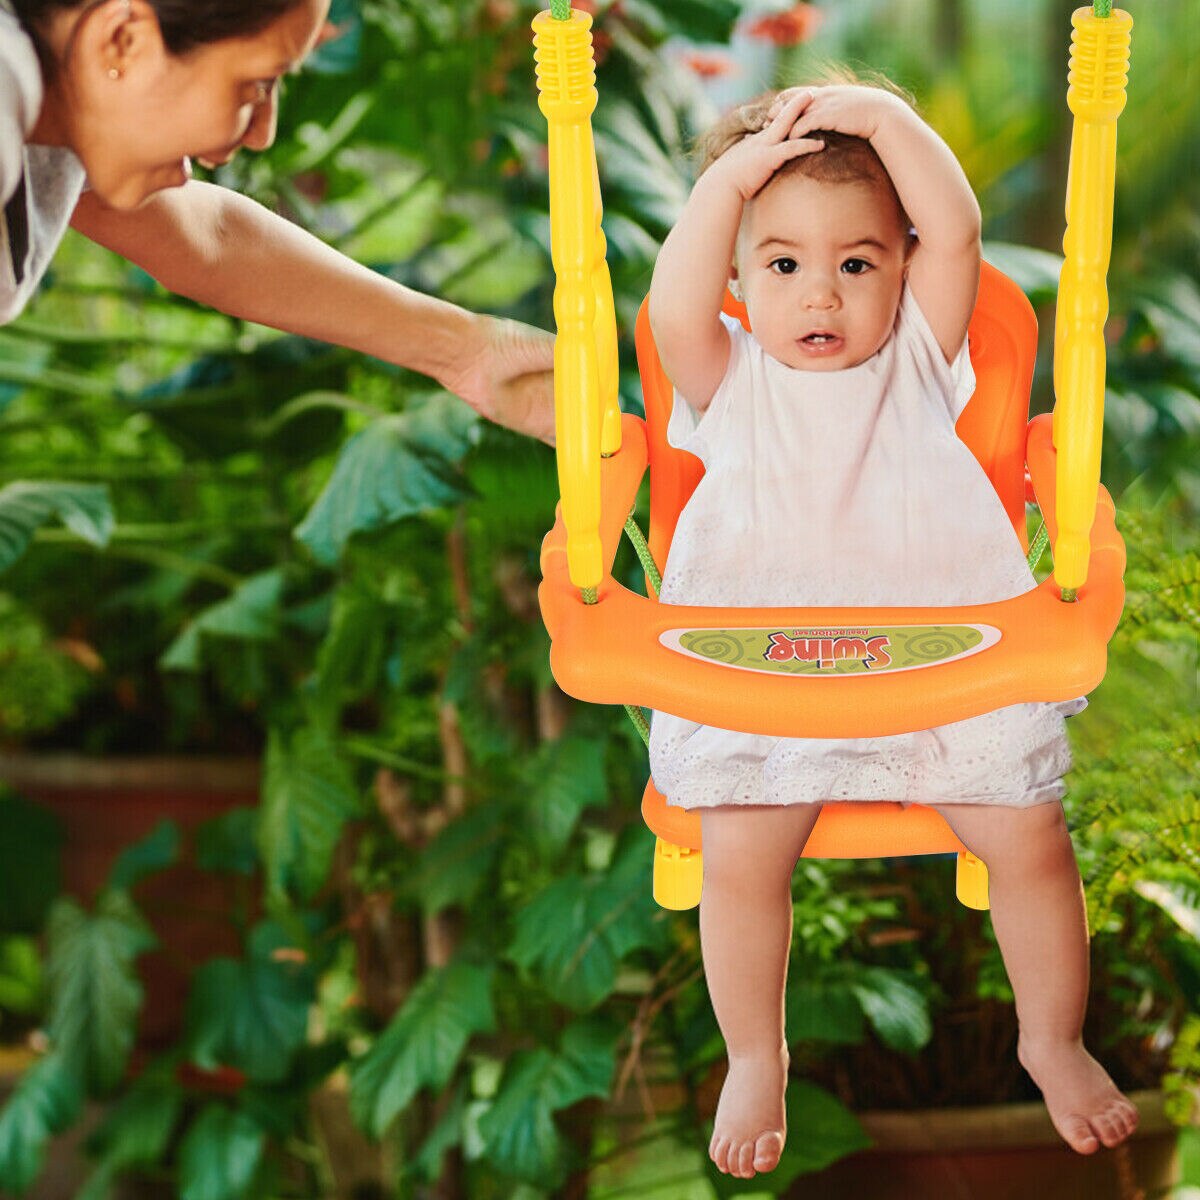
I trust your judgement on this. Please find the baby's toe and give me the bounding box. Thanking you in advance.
[1096,1103,1133,1148]
[753,1130,785,1173]
[1060,1114,1100,1155]
[709,1135,730,1173]
[734,1140,757,1178]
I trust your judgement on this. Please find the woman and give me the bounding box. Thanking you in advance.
[0,0,556,442]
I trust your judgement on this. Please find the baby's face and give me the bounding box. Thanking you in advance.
[732,174,910,371]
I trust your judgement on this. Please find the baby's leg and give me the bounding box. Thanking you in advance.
[931,799,1139,1153]
[699,802,823,1179]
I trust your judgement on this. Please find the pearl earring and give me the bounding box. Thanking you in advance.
[108,66,121,79]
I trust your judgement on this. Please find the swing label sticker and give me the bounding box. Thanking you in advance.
[660,624,1001,676]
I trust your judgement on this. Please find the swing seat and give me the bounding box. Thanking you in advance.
[538,262,1125,911]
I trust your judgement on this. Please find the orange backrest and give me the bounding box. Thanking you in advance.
[633,261,1038,573]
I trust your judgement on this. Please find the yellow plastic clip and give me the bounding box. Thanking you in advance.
[955,849,990,911]
[653,838,703,910]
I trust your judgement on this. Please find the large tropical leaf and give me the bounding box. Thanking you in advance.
[258,724,362,901]
[45,891,156,1092]
[0,482,113,572]
[407,803,507,915]
[0,1052,84,1193]
[349,962,494,1138]
[849,966,932,1055]
[523,735,608,858]
[178,1105,267,1200]
[160,569,286,672]
[185,921,316,1084]
[295,395,478,565]
[476,1017,618,1186]
[508,832,661,1011]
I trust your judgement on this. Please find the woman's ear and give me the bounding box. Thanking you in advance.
[71,0,163,81]
[728,265,743,303]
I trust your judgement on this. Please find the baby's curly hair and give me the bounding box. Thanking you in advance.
[694,65,917,232]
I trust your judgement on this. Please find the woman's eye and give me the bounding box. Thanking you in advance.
[841,258,873,275]
[770,257,798,275]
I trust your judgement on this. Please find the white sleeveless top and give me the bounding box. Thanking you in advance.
[0,1,88,325]
[648,287,1084,810]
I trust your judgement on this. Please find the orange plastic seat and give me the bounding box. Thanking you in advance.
[538,263,1125,911]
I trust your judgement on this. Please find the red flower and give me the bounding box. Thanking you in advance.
[745,3,824,46]
[680,51,737,79]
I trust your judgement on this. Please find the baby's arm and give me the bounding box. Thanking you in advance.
[649,93,823,411]
[779,87,981,363]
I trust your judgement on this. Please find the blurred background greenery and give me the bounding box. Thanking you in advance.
[0,1,1196,1197]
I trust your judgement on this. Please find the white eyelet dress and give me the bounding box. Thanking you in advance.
[647,287,1086,810]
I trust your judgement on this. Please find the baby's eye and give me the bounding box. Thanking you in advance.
[769,257,798,275]
[841,257,873,275]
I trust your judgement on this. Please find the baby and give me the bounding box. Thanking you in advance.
[646,79,1139,1180]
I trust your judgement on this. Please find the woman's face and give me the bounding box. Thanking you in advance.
[57,0,331,209]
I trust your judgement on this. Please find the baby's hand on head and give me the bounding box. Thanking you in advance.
[708,91,824,201]
[767,84,905,143]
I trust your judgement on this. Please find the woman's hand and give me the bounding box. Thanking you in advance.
[707,90,825,201]
[440,314,557,445]
[765,84,908,144]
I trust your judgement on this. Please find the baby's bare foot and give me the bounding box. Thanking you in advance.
[709,1048,788,1178]
[1017,1036,1140,1154]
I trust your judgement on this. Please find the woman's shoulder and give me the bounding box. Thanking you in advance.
[0,5,44,203]
[0,6,43,131]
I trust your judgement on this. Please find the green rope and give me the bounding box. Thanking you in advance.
[550,0,571,18]
[624,704,651,747]
[1025,521,1050,573]
[623,515,662,598]
[1093,0,1112,17]
[582,584,597,605]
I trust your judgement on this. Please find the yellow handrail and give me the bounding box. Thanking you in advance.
[1052,6,1132,596]
[532,8,621,598]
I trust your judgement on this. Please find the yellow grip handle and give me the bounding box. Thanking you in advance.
[1052,6,1132,594]
[533,9,621,594]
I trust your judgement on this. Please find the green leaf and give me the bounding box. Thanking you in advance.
[295,396,477,566]
[982,240,1063,303]
[196,807,260,877]
[349,962,494,1138]
[178,1105,266,1200]
[785,969,867,1046]
[185,921,315,1084]
[258,725,362,901]
[0,1052,84,1193]
[310,584,388,713]
[0,935,43,1014]
[509,834,660,1010]
[524,736,608,857]
[407,803,506,915]
[108,819,180,893]
[81,1061,183,1192]
[477,1017,617,1186]
[0,482,113,572]
[849,966,932,1054]
[45,892,156,1092]
[161,570,285,672]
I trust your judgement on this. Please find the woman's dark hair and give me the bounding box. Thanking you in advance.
[13,0,306,72]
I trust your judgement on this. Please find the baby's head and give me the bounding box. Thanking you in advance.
[697,73,917,371]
